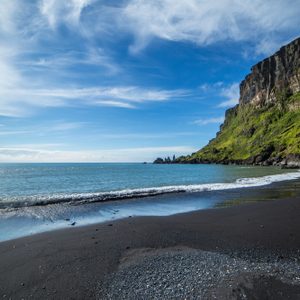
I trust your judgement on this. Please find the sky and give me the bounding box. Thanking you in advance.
[0,0,300,162]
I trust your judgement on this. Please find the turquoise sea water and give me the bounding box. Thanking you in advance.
[0,163,300,241]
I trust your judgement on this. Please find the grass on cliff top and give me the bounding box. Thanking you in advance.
[183,92,300,162]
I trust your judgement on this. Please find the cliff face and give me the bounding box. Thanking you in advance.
[177,38,300,167]
[240,38,300,107]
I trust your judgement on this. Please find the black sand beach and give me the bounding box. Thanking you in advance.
[1,181,300,299]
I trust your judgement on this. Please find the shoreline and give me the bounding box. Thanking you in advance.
[154,155,300,168]
[1,175,300,243]
[2,166,299,209]
[1,186,300,299]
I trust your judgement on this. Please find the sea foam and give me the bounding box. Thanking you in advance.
[1,170,300,209]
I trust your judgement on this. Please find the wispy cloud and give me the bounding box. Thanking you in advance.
[0,86,188,117]
[198,82,224,92]
[122,0,300,54]
[0,0,298,118]
[0,2,189,117]
[0,1,124,117]
[2,143,65,150]
[94,100,136,109]
[198,82,240,109]
[95,132,199,139]
[39,0,94,29]
[36,0,300,56]
[193,117,224,126]
[218,83,240,108]
[0,130,33,136]
[49,121,85,131]
[27,48,120,75]
[0,121,85,136]
[0,146,197,163]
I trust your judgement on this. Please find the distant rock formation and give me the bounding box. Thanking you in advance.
[154,155,177,164]
[155,38,300,168]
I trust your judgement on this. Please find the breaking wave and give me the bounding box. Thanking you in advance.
[1,171,300,209]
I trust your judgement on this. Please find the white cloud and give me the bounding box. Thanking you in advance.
[49,121,85,131]
[39,0,94,28]
[0,0,18,34]
[0,130,33,136]
[95,100,136,109]
[97,132,197,139]
[34,0,300,56]
[4,0,295,56]
[198,82,240,108]
[122,0,300,54]
[0,122,85,137]
[218,99,239,108]
[193,116,224,126]
[218,83,240,108]
[254,38,288,56]
[198,82,224,92]
[0,2,188,117]
[2,143,64,149]
[0,146,197,163]
[0,86,187,117]
[28,48,120,75]
[0,82,188,117]
[0,0,298,119]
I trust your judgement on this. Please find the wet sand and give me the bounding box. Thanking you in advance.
[1,183,300,299]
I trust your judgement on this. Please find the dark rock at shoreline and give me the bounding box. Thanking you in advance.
[153,155,177,164]
[153,157,165,164]
[154,154,300,168]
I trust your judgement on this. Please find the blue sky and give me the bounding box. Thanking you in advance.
[0,0,299,162]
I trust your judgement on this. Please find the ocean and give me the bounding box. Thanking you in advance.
[0,163,300,242]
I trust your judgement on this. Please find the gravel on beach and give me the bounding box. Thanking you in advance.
[98,247,300,299]
[2,188,300,299]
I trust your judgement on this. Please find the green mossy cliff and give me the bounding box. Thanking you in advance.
[178,92,300,166]
[168,38,300,167]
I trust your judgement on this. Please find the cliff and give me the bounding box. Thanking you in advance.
[168,38,300,167]
[239,37,300,107]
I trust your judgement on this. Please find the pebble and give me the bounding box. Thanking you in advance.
[97,249,300,299]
